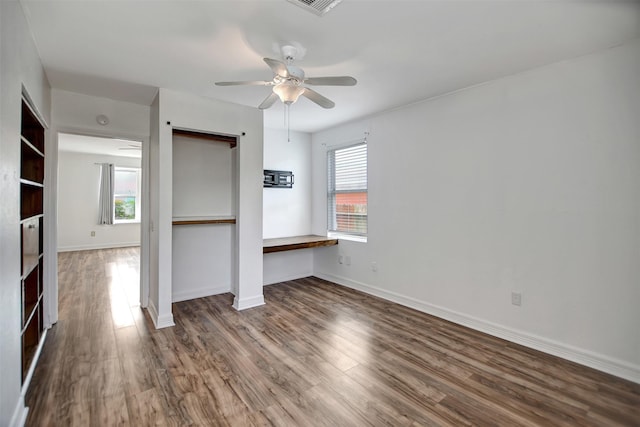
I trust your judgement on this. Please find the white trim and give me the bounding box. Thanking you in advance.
[9,399,28,427]
[327,232,367,243]
[315,272,640,384]
[15,327,49,426]
[233,295,265,311]
[155,313,176,329]
[45,119,59,327]
[146,299,175,329]
[146,299,159,326]
[57,242,140,252]
[21,91,49,129]
[20,329,48,396]
[140,138,150,308]
[172,285,230,303]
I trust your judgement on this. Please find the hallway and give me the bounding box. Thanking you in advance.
[26,248,144,425]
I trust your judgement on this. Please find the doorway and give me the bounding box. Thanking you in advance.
[55,132,147,314]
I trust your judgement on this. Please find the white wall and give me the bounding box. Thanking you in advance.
[172,224,233,301]
[172,135,233,217]
[263,128,312,238]
[57,150,141,251]
[0,2,51,425]
[263,128,314,285]
[312,39,640,383]
[264,248,315,286]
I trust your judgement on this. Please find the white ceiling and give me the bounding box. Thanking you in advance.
[58,133,142,158]
[21,0,640,133]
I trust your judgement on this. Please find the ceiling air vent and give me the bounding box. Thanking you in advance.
[287,0,343,16]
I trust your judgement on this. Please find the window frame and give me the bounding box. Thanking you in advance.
[113,166,141,224]
[327,141,368,241]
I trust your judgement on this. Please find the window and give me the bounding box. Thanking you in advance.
[114,167,141,223]
[327,143,367,238]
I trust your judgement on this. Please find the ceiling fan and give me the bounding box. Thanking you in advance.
[118,144,141,151]
[215,45,356,110]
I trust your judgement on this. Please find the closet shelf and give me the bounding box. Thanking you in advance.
[172,215,236,225]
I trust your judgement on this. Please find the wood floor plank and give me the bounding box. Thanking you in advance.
[126,388,170,426]
[199,368,251,421]
[318,371,417,426]
[89,357,125,401]
[114,326,158,396]
[343,363,458,426]
[24,249,640,426]
[54,399,91,426]
[90,393,130,426]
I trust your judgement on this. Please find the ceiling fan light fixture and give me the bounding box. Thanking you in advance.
[273,83,305,105]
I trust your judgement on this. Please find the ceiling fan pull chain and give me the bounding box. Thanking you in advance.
[287,104,291,143]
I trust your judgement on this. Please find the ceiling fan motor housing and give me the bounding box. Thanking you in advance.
[281,45,299,62]
[286,65,305,82]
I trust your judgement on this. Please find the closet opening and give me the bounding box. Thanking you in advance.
[171,128,238,303]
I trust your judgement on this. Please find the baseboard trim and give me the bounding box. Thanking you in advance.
[146,299,175,329]
[57,242,140,252]
[314,272,640,384]
[233,294,265,311]
[172,285,230,303]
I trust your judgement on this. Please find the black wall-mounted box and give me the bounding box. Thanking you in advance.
[264,170,294,188]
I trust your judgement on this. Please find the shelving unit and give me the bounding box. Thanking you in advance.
[20,98,46,383]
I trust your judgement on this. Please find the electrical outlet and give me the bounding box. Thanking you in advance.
[511,291,522,306]
[90,231,96,237]
[371,261,378,272]
[345,256,351,266]
[338,255,343,264]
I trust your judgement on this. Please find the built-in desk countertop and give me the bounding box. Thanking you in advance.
[263,235,338,254]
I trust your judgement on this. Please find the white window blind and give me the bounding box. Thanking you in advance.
[327,143,367,236]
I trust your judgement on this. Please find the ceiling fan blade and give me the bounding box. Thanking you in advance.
[263,58,289,78]
[258,92,279,110]
[301,88,335,109]
[304,76,357,86]
[215,80,272,86]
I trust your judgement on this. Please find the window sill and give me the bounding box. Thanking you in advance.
[327,232,367,243]
[112,220,141,225]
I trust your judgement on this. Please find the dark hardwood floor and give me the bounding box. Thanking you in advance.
[26,248,640,426]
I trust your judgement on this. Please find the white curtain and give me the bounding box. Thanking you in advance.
[98,163,114,225]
